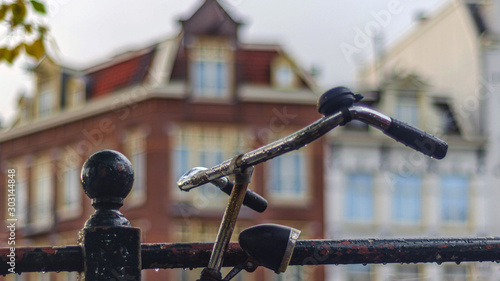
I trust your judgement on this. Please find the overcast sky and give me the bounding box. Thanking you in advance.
[0,0,449,125]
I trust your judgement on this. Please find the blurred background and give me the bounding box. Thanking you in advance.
[2,0,500,280]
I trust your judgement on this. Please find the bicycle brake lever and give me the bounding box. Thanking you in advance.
[179,167,268,213]
[222,259,258,281]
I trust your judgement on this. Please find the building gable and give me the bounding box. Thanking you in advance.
[180,0,241,40]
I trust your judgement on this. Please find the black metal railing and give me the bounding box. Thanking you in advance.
[1,150,500,280]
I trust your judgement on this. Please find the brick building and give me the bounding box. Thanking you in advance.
[0,1,325,280]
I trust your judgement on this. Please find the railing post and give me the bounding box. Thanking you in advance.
[77,150,141,281]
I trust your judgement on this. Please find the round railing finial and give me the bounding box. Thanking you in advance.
[81,150,134,227]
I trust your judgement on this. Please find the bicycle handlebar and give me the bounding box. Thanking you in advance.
[178,106,448,191]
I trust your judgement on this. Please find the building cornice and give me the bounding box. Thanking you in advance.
[0,84,319,142]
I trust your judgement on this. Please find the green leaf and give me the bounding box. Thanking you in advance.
[25,37,45,60]
[3,48,14,64]
[0,5,8,21]
[0,48,7,62]
[10,44,23,59]
[38,25,48,36]
[30,0,46,14]
[24,24,32,33]
[11,1,27,26]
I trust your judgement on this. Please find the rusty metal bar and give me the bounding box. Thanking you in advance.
[0,246,82,275]
[141,242,247,270]
[3,237,500,275]
[290,238,500,266]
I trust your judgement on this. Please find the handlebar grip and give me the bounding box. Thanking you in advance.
[220,182,268,213]
[383,118,448,159]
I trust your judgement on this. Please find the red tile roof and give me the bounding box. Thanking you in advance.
[237,48,279,85]
[86,48,156,98]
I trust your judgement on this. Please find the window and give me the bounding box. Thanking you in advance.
[172,125,248,208]
[441,174,468,223]
[71,78,86,108]
[124,129,147,208]
[344,173,373,222]
[190,40,231,99]
[274,65,295,89]
[345,264,372,281]
[392,175,421,223]
[62,168,80,209]
[38,82,53,118]
[31,155,54,229]
[267,150,309,202]
[58,147,82,219]
[394,95,418,126]
[271,56,297,90]
[7,160,28,226]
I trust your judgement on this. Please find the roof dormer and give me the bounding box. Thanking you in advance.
[33,58,62,120]
[180,0,242,45]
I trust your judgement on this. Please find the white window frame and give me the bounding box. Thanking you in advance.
[267,150,308,200]
[57,147,82,220]
[391,174,421,224]
[38,81,53,118]
[124,129,147,208]
[440,174,469,224]
[189,39,232,100]
[343,172,374,223]
[172,125,248,209]
[7,160,29,227]
[31,155,54,231]
[394,94,418,126]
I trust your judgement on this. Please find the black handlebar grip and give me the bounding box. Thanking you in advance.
[383,118,448,159]
[220,182,268,213]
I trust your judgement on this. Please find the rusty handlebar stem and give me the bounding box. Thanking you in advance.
[3,237,500,275]
[177,106,391,191]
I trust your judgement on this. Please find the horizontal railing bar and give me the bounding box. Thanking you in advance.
[2,237,500,275]
[0,246,83,275]
[290,238,500,265]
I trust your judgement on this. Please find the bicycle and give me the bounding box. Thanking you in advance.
[2,87,500,281]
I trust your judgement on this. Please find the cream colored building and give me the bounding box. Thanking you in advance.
[326,1,500,280]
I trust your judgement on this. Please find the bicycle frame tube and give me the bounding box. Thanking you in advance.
[177,106,391,191]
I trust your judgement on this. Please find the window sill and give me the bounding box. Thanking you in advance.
[268,195,310,207]
[23,220,54,236]
[57,206,83,222]
[123,193,147,210]
[188,95,234,104]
